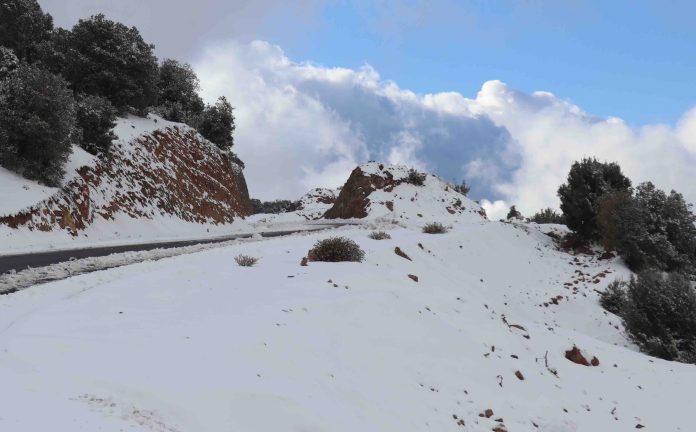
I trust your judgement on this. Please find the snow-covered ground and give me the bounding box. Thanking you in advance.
[1,219,692,431]
[0,145,95,217]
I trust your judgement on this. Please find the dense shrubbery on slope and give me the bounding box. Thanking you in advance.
[0,62,76,185]
[0,0,237,185]
[250,199,301,215]
[558,157,632,241]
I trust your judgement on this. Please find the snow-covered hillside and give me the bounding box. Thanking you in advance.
[325,162,487,224]
[0,146,95,217]
[0,115,253,255]
[0,217,692,431]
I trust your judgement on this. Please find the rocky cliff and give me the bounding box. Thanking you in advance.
[0,116,252,235]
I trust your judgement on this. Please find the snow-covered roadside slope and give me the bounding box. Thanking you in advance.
[324,162,487,224]
[0,115,253,254]
[0,146,95,217]
[0,220,692,432]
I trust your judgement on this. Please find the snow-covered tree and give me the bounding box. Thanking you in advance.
[155,59,204,123]
[0,45,18,78]
[611,182,696,272]
[0,0,53,62]
[0,62,76,186]
[75,93,116,155]
[61,14,159,113]
[623,271,696,364]
[196,96,235,150]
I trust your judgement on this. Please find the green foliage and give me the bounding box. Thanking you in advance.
[0,46,19,79]
[195,96,235,150]
[622,271,696,363]
[155,59,204,123]
[0,0,53,62]
[599,279,627,315]
[308,237,365,263]
[558,157,632,241]
[250,199,301,214]
[62,14,159,112]
[75,93,116,154]
[0,62,76,186]
[506,205,522,220]
[405,168,426,186]
[529,207,565,224]
[602,182,696,273]
[422,222,448,234]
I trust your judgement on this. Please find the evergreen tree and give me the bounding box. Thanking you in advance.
[558,157,632,241]
[62,14,159,113]
[0,46,18,79]
[155,59,204,123]
[75,93,116,155]
[0,0,53,62]
[196,96,235,150]
[529,207,565,224]
[0,62,76,186]
[623,271,696,363]
[506,205,522,220]
[611,182,696,272]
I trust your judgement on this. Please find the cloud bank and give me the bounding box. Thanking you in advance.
[197,41,696,220]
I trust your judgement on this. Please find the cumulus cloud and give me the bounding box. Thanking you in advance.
[196,41,512,200]
[197,41,696,214]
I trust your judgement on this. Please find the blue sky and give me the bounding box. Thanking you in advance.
[268,0,696,126]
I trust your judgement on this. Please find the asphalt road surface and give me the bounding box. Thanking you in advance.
[0,224,347,274]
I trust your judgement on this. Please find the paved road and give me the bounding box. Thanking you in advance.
[0,224,347,274]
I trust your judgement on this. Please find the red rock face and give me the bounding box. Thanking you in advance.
[0,127,252,235]
[324,167,402,219]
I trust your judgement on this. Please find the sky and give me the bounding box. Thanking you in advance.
[39,0,696,219]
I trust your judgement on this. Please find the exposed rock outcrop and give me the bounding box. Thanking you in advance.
[0,123,252,234]
[323,162,487,222]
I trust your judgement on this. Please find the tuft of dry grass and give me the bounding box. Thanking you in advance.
[368,231,391,240]
[235,254,260,267]
[422,222,449,234]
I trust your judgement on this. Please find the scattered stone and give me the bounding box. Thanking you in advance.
[408,274,419,282]
[300,257,308,266]
[395,247,412,261]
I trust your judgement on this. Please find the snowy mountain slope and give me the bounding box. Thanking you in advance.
[324,162,487,224]
[0,219,692,431]
[0,115,253,254]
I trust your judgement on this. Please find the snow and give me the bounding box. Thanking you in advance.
[0,145,96,217]
[0,218,693,431]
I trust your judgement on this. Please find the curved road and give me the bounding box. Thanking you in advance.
[0,224,348,275]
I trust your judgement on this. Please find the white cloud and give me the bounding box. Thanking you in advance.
[197,41,696,213]
[196,41,510,200]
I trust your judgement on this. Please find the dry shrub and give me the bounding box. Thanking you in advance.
[308,237,365,262]
[235,254,259,267]
[422,222,448,234]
